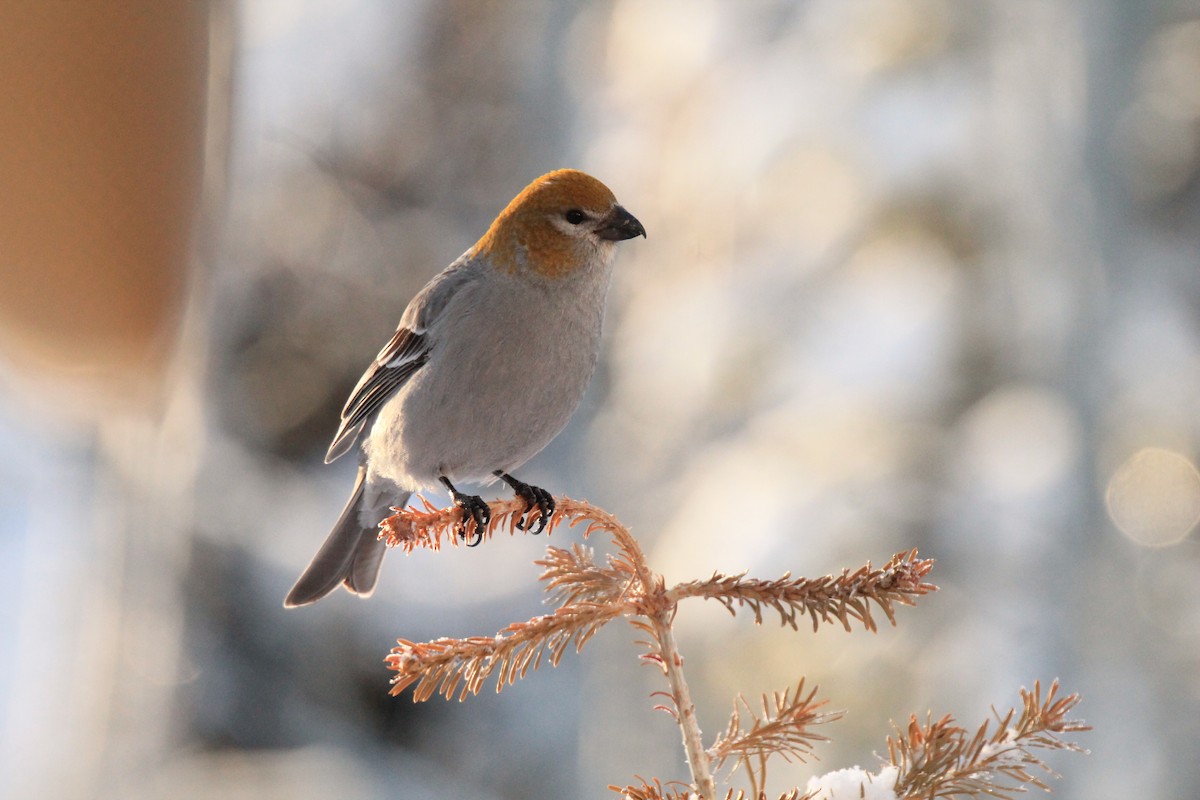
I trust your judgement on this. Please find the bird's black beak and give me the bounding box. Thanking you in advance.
[597,205,647,241]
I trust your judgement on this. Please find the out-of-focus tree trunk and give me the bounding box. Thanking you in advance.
[0,2,207,401]
[0,4,212,799]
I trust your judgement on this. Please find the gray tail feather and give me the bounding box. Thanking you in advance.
[284,466,408,607]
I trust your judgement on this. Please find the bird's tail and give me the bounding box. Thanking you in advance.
[284,465,408,607]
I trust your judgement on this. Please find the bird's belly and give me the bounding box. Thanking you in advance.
[364,308,599,490]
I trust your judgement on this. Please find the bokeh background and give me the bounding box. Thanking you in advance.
[4,1,1200,798]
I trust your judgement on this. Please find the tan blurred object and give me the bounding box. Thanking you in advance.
[0,2,207,398]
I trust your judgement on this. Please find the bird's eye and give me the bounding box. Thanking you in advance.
[564,209,586,225]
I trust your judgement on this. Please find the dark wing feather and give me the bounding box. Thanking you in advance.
[324,253,479,464]
[324,328,430,463]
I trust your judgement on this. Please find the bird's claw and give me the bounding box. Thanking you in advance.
[519,484,554,534]
[496,473,555,534]
[450,491,490,546]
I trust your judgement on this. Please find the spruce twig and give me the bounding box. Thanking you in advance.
[670,549,936,633]
[888,680,1091,800]
[709,680,841,796]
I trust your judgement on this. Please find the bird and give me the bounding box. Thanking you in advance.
[285,169,645,607]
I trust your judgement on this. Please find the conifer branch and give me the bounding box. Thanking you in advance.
[669,550,936,633]
[376,498,1085,800]
[709,680,842,795]
[386,601,621,701]
[535,542,633,607]
[611,779,807,800]
[887,680,1090,799]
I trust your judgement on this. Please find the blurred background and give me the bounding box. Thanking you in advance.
[3,0,1200,797]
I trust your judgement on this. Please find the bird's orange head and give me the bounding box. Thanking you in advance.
[472,169,645,279]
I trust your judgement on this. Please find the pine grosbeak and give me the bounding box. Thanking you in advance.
[286,169,645,607]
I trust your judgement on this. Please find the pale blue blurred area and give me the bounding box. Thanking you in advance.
[4,1,1200,798]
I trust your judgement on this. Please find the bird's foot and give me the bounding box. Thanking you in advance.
[440,477,490,546]
[495,471,555,534]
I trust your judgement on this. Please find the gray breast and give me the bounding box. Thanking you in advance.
[385,266,611,485]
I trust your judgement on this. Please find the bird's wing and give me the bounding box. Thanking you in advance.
[324,254,478,464]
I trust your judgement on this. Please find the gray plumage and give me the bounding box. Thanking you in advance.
[284,466,404,606]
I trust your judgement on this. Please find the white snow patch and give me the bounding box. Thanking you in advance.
[804,764,900,799]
